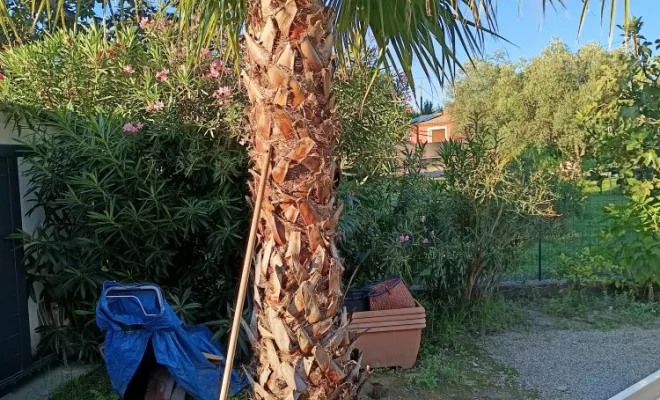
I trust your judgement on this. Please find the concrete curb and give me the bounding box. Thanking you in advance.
[608,368,660,400]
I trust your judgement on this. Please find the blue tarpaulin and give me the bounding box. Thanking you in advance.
[96,281,247,400]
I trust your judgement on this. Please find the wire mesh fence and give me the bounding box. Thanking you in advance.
[511,177,628,281]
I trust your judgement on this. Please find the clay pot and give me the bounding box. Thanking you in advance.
[348,302,425,369]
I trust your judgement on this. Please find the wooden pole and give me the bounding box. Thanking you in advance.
[219,146,271,400]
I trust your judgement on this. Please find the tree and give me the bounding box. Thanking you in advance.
[446,54,526,155]
[447,41,616,178]
[0,0,631,398]
[239,2,501,397]
[521,39,615,178]
[413,99,442,117]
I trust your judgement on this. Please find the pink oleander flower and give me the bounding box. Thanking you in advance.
[123,65,134,74]
[192,14,200,23]
[156,68,169,82]
[123,122,143,133]
[200,48,211,58]
[145,100,164,113]
[399,234,410,242]
[139,17,150,29]
[206,61,229,79]
[0,73,4,81]
[152,20,166,31]
[422,238,429,244]
[238,138,247,146]
[420,215,426,223]
[212,86,232,99]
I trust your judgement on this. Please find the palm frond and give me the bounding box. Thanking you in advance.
[0,0,632,83]
[572,0,630,44]
[330,0,500,88]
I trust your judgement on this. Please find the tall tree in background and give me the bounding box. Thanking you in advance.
[417,99,443,116]
[446,54,526,155]
[447,41,616,178]
[522,39,615,178]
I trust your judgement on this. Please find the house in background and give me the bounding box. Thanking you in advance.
[409,111,455,160]
[410,111,455,144]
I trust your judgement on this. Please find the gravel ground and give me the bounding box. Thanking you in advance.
[485,328,660,400]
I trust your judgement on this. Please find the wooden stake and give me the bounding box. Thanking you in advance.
[219,146,271,400]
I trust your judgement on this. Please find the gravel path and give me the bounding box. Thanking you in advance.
[485,328,660,400]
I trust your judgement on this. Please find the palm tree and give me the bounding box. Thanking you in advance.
[0,0,630,398]
[231,2,498,397]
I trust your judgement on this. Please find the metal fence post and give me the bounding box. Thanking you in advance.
[538,237,542,281]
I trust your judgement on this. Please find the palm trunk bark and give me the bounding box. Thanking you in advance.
[242,1,363,398]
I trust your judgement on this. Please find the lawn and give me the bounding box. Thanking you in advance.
[512,178,626,280]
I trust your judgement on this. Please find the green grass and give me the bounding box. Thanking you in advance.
[540,289,660,329]
[513,179,626,280]
[388,296,539,399]
[399,346,540,400]
[48,367,116,400]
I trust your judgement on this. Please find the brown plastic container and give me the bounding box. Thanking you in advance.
[348,302,425,369]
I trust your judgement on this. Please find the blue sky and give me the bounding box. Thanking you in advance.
[412,0,660,107]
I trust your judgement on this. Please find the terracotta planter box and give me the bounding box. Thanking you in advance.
[348,302,425,369]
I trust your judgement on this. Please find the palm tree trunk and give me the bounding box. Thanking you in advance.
[242,1,363,398]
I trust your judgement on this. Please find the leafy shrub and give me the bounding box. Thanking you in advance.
[335,51,411,179]
[437,121,556,301]
[517,146,587,217]
[552,179,587,217]
[339,119,556,306]
[553,247,619,285]
[339,172,448,287]
[1,16,415,360]
[602,201,660,293]
[581,20,660,297]
[1,18,248,360]
[0,21,244,138]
